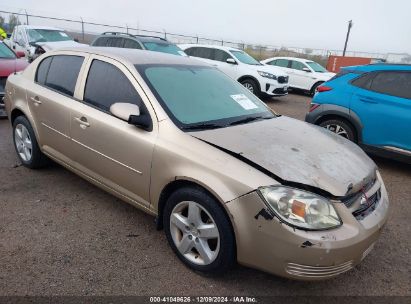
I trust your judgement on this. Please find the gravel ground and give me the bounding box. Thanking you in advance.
[0,93,410,296]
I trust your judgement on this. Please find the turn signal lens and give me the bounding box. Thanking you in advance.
[292,200,306,218]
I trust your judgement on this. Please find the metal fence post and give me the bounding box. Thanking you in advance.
[126,24,129,34]
[196,35,199,43]
[221,39,223,46]
[164,29,167,39]
[24,9,29,25]
[80,17,84,43]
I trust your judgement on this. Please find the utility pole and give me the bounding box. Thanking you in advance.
[343,20,353,57]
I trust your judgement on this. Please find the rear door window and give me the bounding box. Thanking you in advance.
[123,39,142,49]
[370,71,411,100]
[274,59,289,68]
[41,55,84,96]
[107,37,124,48]
[186,47,214,60]
[83,59,143,112]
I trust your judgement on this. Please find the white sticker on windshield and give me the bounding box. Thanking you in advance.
[230,94,258,110]
[60,32,69,37]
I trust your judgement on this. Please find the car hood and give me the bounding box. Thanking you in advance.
[248,64,288,77]
[314,71,336,80]
[35,41,88,51]
[192,116,376,197]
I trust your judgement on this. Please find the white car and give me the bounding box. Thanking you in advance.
[179,44,289,97]
[261,57,335,95]
[5,25,86,62]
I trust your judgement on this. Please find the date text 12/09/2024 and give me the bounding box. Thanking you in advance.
[149,297,257,303]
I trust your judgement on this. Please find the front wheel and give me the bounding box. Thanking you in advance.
[240,79,260,97]
[319,118,356,142]
[163,187,235,274]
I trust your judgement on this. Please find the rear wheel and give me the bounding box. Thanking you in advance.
[12,116,48,168]
[319,118,356,142]
[240,79,260,97]
[163,186,235,274]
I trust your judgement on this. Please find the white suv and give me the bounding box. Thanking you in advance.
[261,57,335,95]
[179,44,289,97]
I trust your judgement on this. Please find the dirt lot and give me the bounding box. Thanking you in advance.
[0,93,410,296]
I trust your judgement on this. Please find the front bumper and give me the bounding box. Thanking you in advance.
[261,81,289,97]
[225,173,389,280]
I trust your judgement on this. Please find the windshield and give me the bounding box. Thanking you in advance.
[138,65,274,130]
[27,29,73,43]
[0,42,16,59]
[230,50,261,65]
[306,61,327,73]
[142,42,186,56]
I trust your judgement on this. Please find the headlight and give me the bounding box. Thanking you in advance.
[258,186,342,230]
[257,71,277,80]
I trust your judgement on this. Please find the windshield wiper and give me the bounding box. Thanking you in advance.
[182,123,223,131]
[228,116,272,126]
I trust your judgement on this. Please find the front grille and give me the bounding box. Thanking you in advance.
[273,87,288,94]
[286,261,354,278]
[353,189,381,220]
[342,178,376,208]
[278,76,289,84]
[0,77,7,95]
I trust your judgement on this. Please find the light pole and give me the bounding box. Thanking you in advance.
[343,20,353,57]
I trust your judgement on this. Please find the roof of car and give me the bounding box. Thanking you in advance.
[179,43,243,53]
[54,46,208,66]
[343,63,411,72]
[266,57,314,63]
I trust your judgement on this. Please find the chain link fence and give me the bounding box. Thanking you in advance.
[0,9,390,65]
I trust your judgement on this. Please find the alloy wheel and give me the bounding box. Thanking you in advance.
[243,82,254,93]
[169,201,220,265]
[324,124,349,139]
[14,124,33,162]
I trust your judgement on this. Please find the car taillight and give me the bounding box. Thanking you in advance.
[316,85,333,93]
[309,103,320,112]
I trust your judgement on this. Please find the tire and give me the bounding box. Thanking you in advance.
[240,78,260,97]
[310,82,323,96]
[12,115,48,168]
[163,186,235,274]
[319,118,356,142]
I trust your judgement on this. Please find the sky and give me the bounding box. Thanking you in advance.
[3,0,411,54]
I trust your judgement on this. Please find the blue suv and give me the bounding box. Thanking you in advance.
[305,64,411,163]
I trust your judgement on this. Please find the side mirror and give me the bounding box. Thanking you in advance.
[110,102,152,131]
[302,67,311,73]
[15,51,25,58]
[74,38,79,42]
[226,58,237,65]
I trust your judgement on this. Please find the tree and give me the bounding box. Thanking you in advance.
[0,15,4,29]
[8,14,21,32]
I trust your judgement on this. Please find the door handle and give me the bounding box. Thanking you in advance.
[29,96,42,105]
[74,116,90,127]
